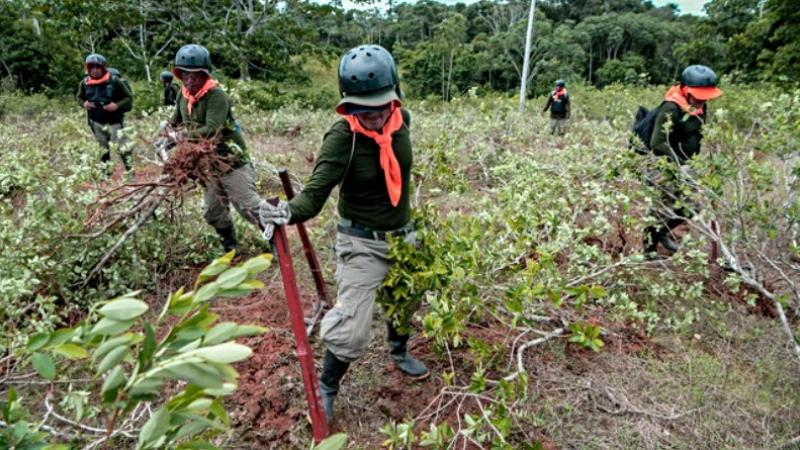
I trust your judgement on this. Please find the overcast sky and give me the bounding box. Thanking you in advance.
[326,0,707,16]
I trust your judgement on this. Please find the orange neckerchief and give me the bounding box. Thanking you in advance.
[343,106,405,207]
[553,87,567,100]
[664,85,704,117]
[86,71,110,86]
[182,78,219,116]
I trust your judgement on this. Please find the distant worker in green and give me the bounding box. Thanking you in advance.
[166,44,261,253]
[76,53,133,173]
[161,70,179,107]
[641,64,723,255]
[258,44,429,425]
[541,79,570,135]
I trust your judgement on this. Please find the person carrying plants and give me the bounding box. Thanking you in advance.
[258,44,430,425]
[166,44,261,253]
[161,70,180,107]
[641,64,723,256]
[76,53,134,173]
[541,79,570,135]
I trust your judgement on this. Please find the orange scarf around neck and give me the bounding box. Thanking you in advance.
[86,71,110,86]
[183,78,218,115]
[553,87,567,100]
[664,85,704,117]
[343,107,405,207]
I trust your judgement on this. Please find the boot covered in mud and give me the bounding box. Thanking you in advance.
[215,225,238,253]
[387,321,429,379]
[319,349,349,425]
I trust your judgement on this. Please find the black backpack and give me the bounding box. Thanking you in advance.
[630,101,665,153]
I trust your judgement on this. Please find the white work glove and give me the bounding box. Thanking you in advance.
[153,136,172,161]
[259,199,291,241]
[158,121,182,142]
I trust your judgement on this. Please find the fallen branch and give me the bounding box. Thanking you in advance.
[587,381,702,421]
[504,327,565,382]
[80,136,235,286]
[690,218,800,362]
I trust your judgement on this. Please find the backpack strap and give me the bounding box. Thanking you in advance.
[339,132,356,188]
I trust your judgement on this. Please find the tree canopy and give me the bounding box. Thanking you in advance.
[1,0,797,99]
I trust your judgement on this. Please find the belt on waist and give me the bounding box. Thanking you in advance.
[337,221,414,241]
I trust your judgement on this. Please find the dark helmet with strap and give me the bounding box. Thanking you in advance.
[160,71,173,82]
[555,79,565,88]
[680,65,718,87]
[336,45,402,114]
[173,44,211,79]
[85,53,107,67]
[338,45,401,98]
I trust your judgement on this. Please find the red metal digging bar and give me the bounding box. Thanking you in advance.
[278,168,333,309]
[268,198,329,442]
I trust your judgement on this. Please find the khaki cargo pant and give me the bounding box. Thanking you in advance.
[91,121,131,166]
[549,118,568,135]
[320,231,416,363]
[203,163,263,230]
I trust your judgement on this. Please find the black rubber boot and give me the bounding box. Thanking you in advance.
[645,226,680,255]
[215,226,238,253]
[319,349,349,425]
[387,321,429,379]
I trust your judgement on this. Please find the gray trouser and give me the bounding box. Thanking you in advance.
[91,121,131,166]
[549,118,568,135]
[320,230,416,363]
[203,163,263,230]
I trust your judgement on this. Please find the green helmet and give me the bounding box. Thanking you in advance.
[555,79,565,88]
[160,71,173,82]
[174,44,211,75]
[338,45,400,98]
[680,65,718,87]
[85,53,107,67]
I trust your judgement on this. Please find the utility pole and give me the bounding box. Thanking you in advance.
[518,0,536,112]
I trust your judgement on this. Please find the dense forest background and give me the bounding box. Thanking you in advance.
[1,0,798,100]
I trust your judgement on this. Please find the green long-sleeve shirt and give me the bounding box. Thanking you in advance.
[170,86,249,168]
[650,101,705,164]
[289,109,413,231]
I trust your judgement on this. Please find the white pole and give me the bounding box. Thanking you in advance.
[519,0,536,112]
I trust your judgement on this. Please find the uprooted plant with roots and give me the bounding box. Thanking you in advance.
[81,134,237,285]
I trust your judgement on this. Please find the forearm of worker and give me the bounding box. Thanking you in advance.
[115,82,133,110]
[543,98,552,112]
[183,94,229,139]
[288,130,350,224]
[170,103,182,126]
[76,84,86,105]
[650,110,674,159]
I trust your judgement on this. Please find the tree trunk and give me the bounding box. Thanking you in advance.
[518,0,536,112]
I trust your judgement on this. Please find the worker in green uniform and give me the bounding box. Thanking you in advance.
[167,44,261,252]
[541,79,570,135]
[76,53,133,173]
[644,64,723,255]
[259,45,429,425]
[161,71,179,107]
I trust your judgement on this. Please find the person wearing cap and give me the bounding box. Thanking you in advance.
[76,53,134,173]
[644,64,723,256]
[161,71,179,107]
[541,79,570,135]
[258,44,429,425]
[167,44,260,253]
